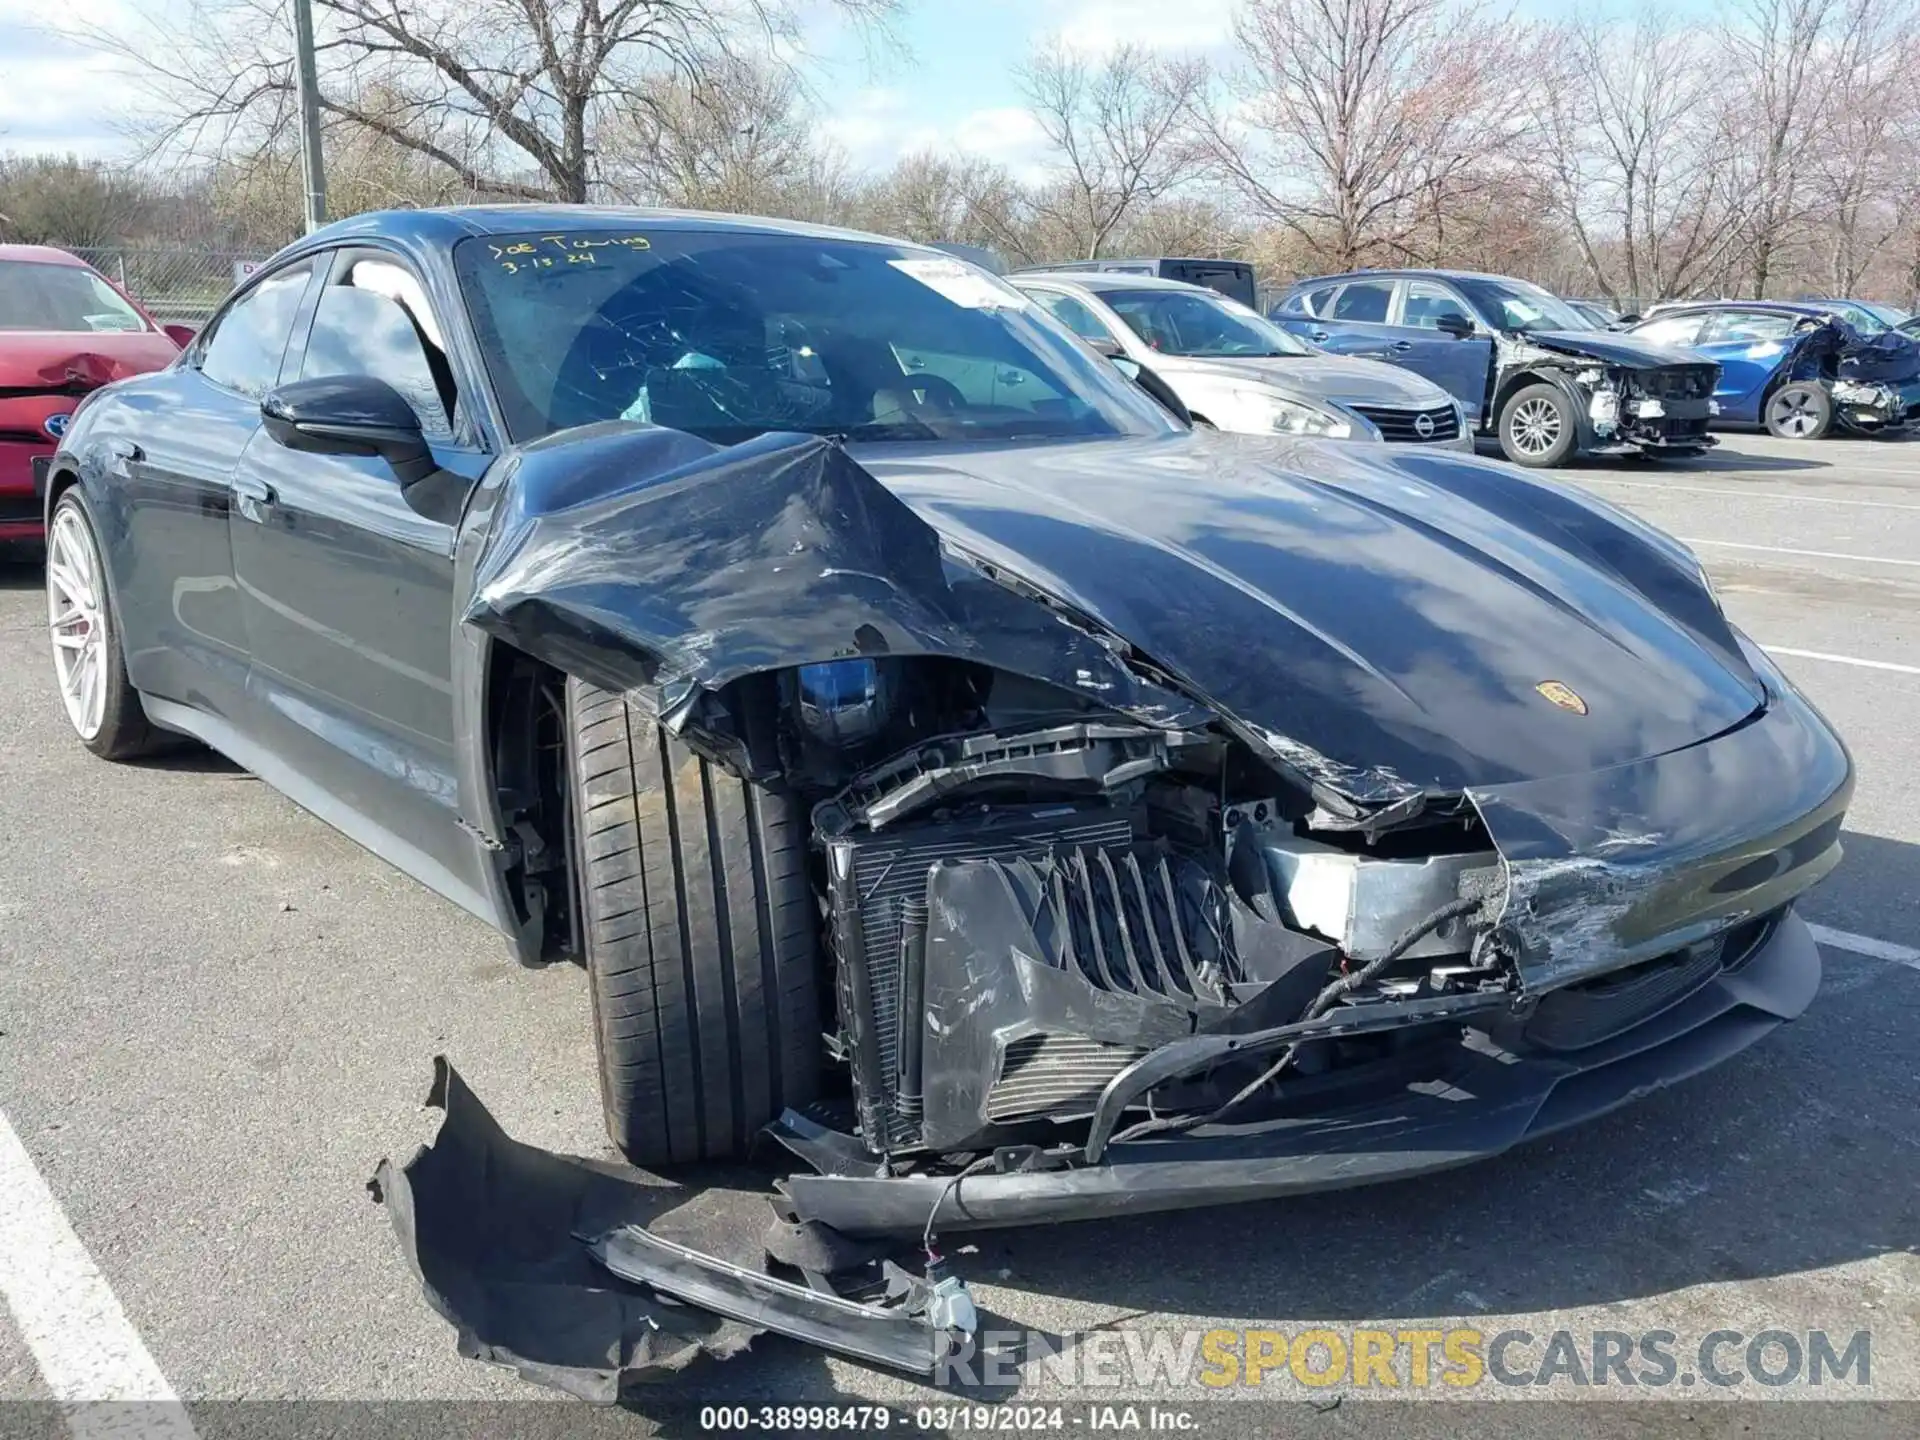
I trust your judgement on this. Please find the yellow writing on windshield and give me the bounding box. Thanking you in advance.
[488,234,651,274]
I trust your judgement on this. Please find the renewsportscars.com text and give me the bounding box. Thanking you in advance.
[935,1326,1871,1392]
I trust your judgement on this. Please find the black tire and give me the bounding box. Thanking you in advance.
[1764,382,1833,440]
[45,489,167,761]
[1498,382,1578,467]
[565,677,821,1165]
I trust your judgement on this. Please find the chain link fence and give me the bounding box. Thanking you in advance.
[68,247,274,328]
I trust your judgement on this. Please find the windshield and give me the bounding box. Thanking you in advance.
[1094,287,1310,357]
[453,231,1175,445]
[1456,278,1591,334]
[1814,300,1889,334]
[0,260,148,333]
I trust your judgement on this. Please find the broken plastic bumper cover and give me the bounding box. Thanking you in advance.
[372,1058,970,1398]
[778,909,1820,1238]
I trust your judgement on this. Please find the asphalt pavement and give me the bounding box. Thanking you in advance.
[1,430,1917,1436]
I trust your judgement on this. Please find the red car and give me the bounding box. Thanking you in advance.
[1,245,188,550]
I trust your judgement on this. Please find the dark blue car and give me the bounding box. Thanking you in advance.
[1272,269,1719,466]
[1628,301,1920,438]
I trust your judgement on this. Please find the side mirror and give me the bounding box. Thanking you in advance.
[1115,356,1193,426]
[1435,313,1476,340]
[1616,313,1640,327]
[261,375,434,484]
[163,323,197,349]
[1083,335,1126,360]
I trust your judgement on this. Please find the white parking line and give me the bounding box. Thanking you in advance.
[1580,476,1920,512]
[1809,924,1920,971]
[1681,537,1920,567]
[0,1107,198,1439]
[1760,645,1920,676]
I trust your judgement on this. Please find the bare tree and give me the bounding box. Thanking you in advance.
[0,155,158,247]
[600,56,817,213]
[83,0,899,204]
[1718,0,1847,296]
[1804,0,1920,293]
[1017,38,1205,260]
[1189,0,1535,270]
[1533,9,1743,305]
[850,150,1035,257]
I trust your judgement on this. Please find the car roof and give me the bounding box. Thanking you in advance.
[1011,272,1222,294]
[1286,268,1527,288]
[1640,300,1831,317]
[295,204,925,253]
[0,243,88,267]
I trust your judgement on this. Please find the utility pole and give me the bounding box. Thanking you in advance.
[291,0,327,232]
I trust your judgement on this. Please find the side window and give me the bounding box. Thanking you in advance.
[1402,281,1475,330]
[298,257,456,442]
[1700,310,1794,345]
[1032,291,1118,343]
[1633,313,1706,348]
[200,262,315,397]
[1330,281,1393,323]
[1300,285,1338,317]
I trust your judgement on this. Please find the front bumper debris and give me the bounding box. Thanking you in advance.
[777,910,1818,1237]
[382,906,1818,1393]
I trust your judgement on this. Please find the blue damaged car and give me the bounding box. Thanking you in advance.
[1629,301,1920,439]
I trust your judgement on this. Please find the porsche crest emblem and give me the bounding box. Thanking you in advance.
[1535,680,1588,715]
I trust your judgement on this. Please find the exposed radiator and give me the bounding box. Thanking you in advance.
[825,806,1138,1146]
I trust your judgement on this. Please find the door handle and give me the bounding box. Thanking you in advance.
[1308,330,1330,343]
[231,475,276,524]
[105,439,143,477]
[1391,340,1415,352]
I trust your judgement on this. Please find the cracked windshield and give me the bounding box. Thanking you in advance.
[454,230,1168,445]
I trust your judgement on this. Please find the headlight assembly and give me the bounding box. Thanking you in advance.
[1230,390,1353,438]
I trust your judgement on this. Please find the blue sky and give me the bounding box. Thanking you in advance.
[0,0,1246,172]
[1,0,1600,176]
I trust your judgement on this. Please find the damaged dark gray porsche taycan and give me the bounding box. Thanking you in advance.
[45,210,1851,1345]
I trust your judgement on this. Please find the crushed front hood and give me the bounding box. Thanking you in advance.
[856,431,1761,795]
[463,424,1763,806]
[1513,330,1710,370]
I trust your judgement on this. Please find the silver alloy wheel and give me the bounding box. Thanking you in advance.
[1768,386,1822,438]
[46,504,108,740]
[1508,396,1563,457]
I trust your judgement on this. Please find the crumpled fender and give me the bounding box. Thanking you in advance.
[460,424,1205,736]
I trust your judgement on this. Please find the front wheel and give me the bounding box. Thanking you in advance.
[45,490,166,760]
[565,677,822,1166]
[1764,383,1833,440]
[1498,383,1578,467]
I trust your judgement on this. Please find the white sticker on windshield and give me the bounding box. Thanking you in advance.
[889,257,1029,310]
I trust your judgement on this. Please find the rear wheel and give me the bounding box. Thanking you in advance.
[1764,382,1832,440]
[565,677,821,1166]
[45,490,166,760]
[1498,383,1577,467]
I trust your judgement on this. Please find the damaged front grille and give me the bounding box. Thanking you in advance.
[1350,404,1460,443]
[1637,367,1716,401]
[984,1034,1145,1122]
[1038,845,1241,1004]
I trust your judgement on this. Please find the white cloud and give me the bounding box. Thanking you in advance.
[0,1,144,157]
[817,88,1053,181]
[1053,0,1239,55]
